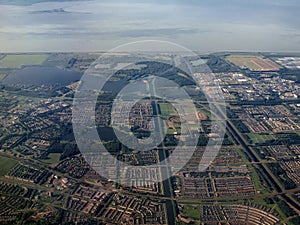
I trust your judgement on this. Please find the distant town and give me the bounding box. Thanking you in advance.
[0,52,300,224]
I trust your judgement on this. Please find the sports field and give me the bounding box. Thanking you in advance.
[227,55,281,71]
[0,54,48,68]
[158,103,176,116]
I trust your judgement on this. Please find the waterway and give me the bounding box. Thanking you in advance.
[149,77,177,225]
[2,66,82,88]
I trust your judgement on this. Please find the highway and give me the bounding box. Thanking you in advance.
[214,103,300,214]
[147,77,177,225]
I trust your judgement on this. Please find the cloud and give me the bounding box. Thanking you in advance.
[0,0,299,52]
[30,8,70,14]
[0,0,90,6]
[0,27,201,39]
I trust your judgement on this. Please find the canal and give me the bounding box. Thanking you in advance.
[149,77,177,225]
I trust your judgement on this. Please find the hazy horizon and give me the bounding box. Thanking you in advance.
[0,0,299,52]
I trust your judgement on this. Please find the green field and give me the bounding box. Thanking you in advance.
[41,153,61,166]
[294,130,300,136]
[158,103,176,116]
[247,133,275,144]
[0,156,18,176]
[0,54,48,68]
[181,204,200,220]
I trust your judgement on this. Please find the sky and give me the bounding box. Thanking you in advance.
[0,0,299,52]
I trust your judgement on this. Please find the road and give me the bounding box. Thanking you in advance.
[148,77,177,225]
[217,105,300,214]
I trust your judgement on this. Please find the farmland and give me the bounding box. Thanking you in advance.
[0,54,48,68]
[227,55,281,71]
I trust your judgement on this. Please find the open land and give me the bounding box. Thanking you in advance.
[0,156,18,176]
[227,55,282,71]
[0,54,48,68]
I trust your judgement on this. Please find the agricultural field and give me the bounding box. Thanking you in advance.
[0,54,48,68]
[227,55,281,71]
[0,156,18,176]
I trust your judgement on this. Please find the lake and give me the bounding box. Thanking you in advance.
[2,66,82,88]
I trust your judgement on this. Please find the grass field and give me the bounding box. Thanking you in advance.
[294,130,300,136]
[182,204,200,220]
[0,156,18,176]
[227,55,281,71]
[247,133,275,144]
[0,54,48,68]
[248,164,269,194]
[41,153,61,166]
[158,103,176,116]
